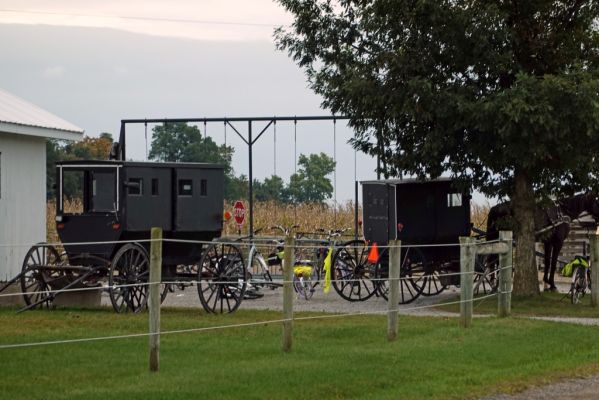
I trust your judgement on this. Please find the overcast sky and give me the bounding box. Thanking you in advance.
[0,1,380,203]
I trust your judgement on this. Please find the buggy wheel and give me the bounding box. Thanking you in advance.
[570,266,587,305]
[20,244,63,308]
[420,268,448,296]
[197,243,246,313]
[474,255,499,295]
[375,247,426,304]
[109,243,150,313]
[331,240,377,302]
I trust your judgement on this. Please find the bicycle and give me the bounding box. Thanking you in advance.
[293,228,351,300]
[232,228,288,299]
[238,225,310,300]
[267,225,319,300]
[569,255,591,304]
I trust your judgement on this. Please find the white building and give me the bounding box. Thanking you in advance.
[0,88,83,281]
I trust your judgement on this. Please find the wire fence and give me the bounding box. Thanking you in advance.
[0,291,504,350]
[0,234,516,358]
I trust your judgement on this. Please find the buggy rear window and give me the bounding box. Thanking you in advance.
[178,179,193,196]
[447,193,462,207]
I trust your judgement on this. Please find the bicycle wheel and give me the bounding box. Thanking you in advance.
[375,247,426,304]
[251,253,278,290]
[293,261,318,300]
[331,240,377,302]
[570,266,587,305]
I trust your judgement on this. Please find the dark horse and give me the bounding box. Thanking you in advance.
[486,194,599,291]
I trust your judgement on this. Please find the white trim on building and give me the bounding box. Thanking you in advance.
[0,88,84,138]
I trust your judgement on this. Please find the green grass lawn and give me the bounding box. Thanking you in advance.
[437,291,599,318]
[1,307,599,400]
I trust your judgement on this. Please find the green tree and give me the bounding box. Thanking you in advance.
[149,123,230,169]
[149,122,241,199]
[226,174,249,201]
[254,175,287,202]
[276,0,599,296]
[287,153,335,203]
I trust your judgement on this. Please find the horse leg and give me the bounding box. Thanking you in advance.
[549,240,564,290]
[543,242,551,289]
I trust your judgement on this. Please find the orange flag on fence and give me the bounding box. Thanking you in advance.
[367,242,379,263]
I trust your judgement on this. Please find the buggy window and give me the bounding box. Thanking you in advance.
[90,171,116,211]
[151,178,159,196]
[61,169,85,213]
[127,178,143,196]
[60,167,117,213]
[447,193,462,207]
[200,179,207,196]
[178,179,193,196]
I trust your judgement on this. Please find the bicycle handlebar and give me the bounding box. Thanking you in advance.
[269,225,300,236]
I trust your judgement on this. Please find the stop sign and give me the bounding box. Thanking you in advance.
[233,201,246,228]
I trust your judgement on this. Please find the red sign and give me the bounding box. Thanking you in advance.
[233,201,246,228]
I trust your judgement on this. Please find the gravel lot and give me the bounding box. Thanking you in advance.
[161,281,460,316]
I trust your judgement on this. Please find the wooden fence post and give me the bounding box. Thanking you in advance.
[149,227,162,372]
[282,234,295,352]
[498,231,513,317]
[591,234,599,308]
[460,236,475,328]
[387,240,401,342]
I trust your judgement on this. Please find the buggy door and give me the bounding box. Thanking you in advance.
[363,183,397,244]
[124,167,172,231]
[174,167,222,232]
[395,183,436,243]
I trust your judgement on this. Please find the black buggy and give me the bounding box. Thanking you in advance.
[11,159,247,314]
[359,178,472,304]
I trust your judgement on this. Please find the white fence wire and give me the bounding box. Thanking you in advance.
[0,235,515,352]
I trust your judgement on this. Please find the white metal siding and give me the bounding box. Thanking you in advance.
[0,132,46,280]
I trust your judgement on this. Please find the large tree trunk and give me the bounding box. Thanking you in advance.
[511,170,540,296]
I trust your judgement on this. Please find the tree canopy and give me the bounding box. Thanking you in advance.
[287,153,336,203]
[149,122,231,171]
[276,0,599,295]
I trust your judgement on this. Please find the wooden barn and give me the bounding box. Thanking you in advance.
[0,88,83,281]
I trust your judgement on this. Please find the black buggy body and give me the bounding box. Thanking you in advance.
[56,160,225,274]
[361,178,471,296]
[5,158,249,314]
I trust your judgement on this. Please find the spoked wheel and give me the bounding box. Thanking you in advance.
[375,247,426,304]
[477,255,514,295]
[293,261,319,300]
[331,240,377,302]
[474,255,499,295]
[20,244,63,308]
[420,268,448,297]
[197,243,247,313]
[109,243,150,313]
[570,266,587,305]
